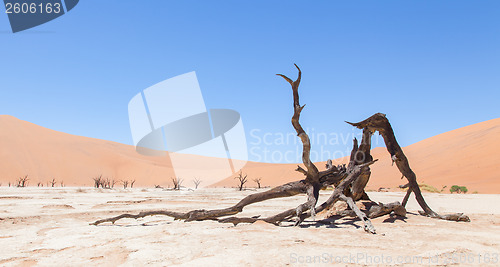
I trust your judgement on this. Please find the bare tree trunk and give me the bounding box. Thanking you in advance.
[277,64,320,216]
[349,128,372,200]
[347,113,470,222]
[193,178,202,189]
[235,171,248,191]
[252,178,262,188]
[171,177,183,190]
[122,180,129,189]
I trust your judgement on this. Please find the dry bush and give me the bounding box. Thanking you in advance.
[419,183,440,193]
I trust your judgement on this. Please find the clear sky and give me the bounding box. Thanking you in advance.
[1,1,499,163]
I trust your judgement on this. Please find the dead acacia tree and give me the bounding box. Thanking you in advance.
[171,177,183,190]
[122,180,129,189]
[192,178,202,189]
[122,180,136,189]
[50,178,57,187]
[235,171,248,191]
[97,177,116,189]
[93,175,103,188]
[92,65,469,231]
[16,175,29,187]
[253,177,262,189]
[102,177,111,189]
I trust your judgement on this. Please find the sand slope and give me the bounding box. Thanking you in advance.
[214,118,500,193]
[0,115,175,187]
[0,115,499,193]
[366,118,500,193]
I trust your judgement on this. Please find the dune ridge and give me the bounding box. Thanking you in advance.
[0,115,498,193]
[213,118,500,193]
[0,115,174,187]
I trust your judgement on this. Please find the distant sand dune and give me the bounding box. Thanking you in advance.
[0,115,499,193]
[0,115,175,187]
[213,118,500,193]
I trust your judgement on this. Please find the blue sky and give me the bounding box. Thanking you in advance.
[1,1,499,163]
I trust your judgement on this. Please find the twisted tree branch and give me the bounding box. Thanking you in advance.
[276,64,319,183]
[91,66,470,232]
[346,113,470,222]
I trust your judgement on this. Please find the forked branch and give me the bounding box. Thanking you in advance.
[346,113,470,222]
[277,64,319,183]
[277,64,321,218]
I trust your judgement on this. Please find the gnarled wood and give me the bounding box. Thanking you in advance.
[91,65,470,232]
[350,128,374,201]
[368,201,406,218]
[347,113,470,222]
[332,201,406,219]
[276,64,319,183]
[220,160,378,233]
[91,180,310,225]
[277,64,321,217]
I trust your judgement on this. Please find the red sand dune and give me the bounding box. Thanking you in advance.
[214,118,500,193]
[0,115,175,187]
[366,117,500,193]
[0,115,499,193]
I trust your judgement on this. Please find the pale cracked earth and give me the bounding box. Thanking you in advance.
[1,187,499,266]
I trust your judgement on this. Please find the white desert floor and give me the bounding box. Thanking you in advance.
[1,187,499,266]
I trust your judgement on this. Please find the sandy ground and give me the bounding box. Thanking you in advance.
[0,187,499,266]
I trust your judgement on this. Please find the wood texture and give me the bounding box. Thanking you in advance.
[91,66,470,231]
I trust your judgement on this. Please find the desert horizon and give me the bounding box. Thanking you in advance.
[1,114,498,194]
